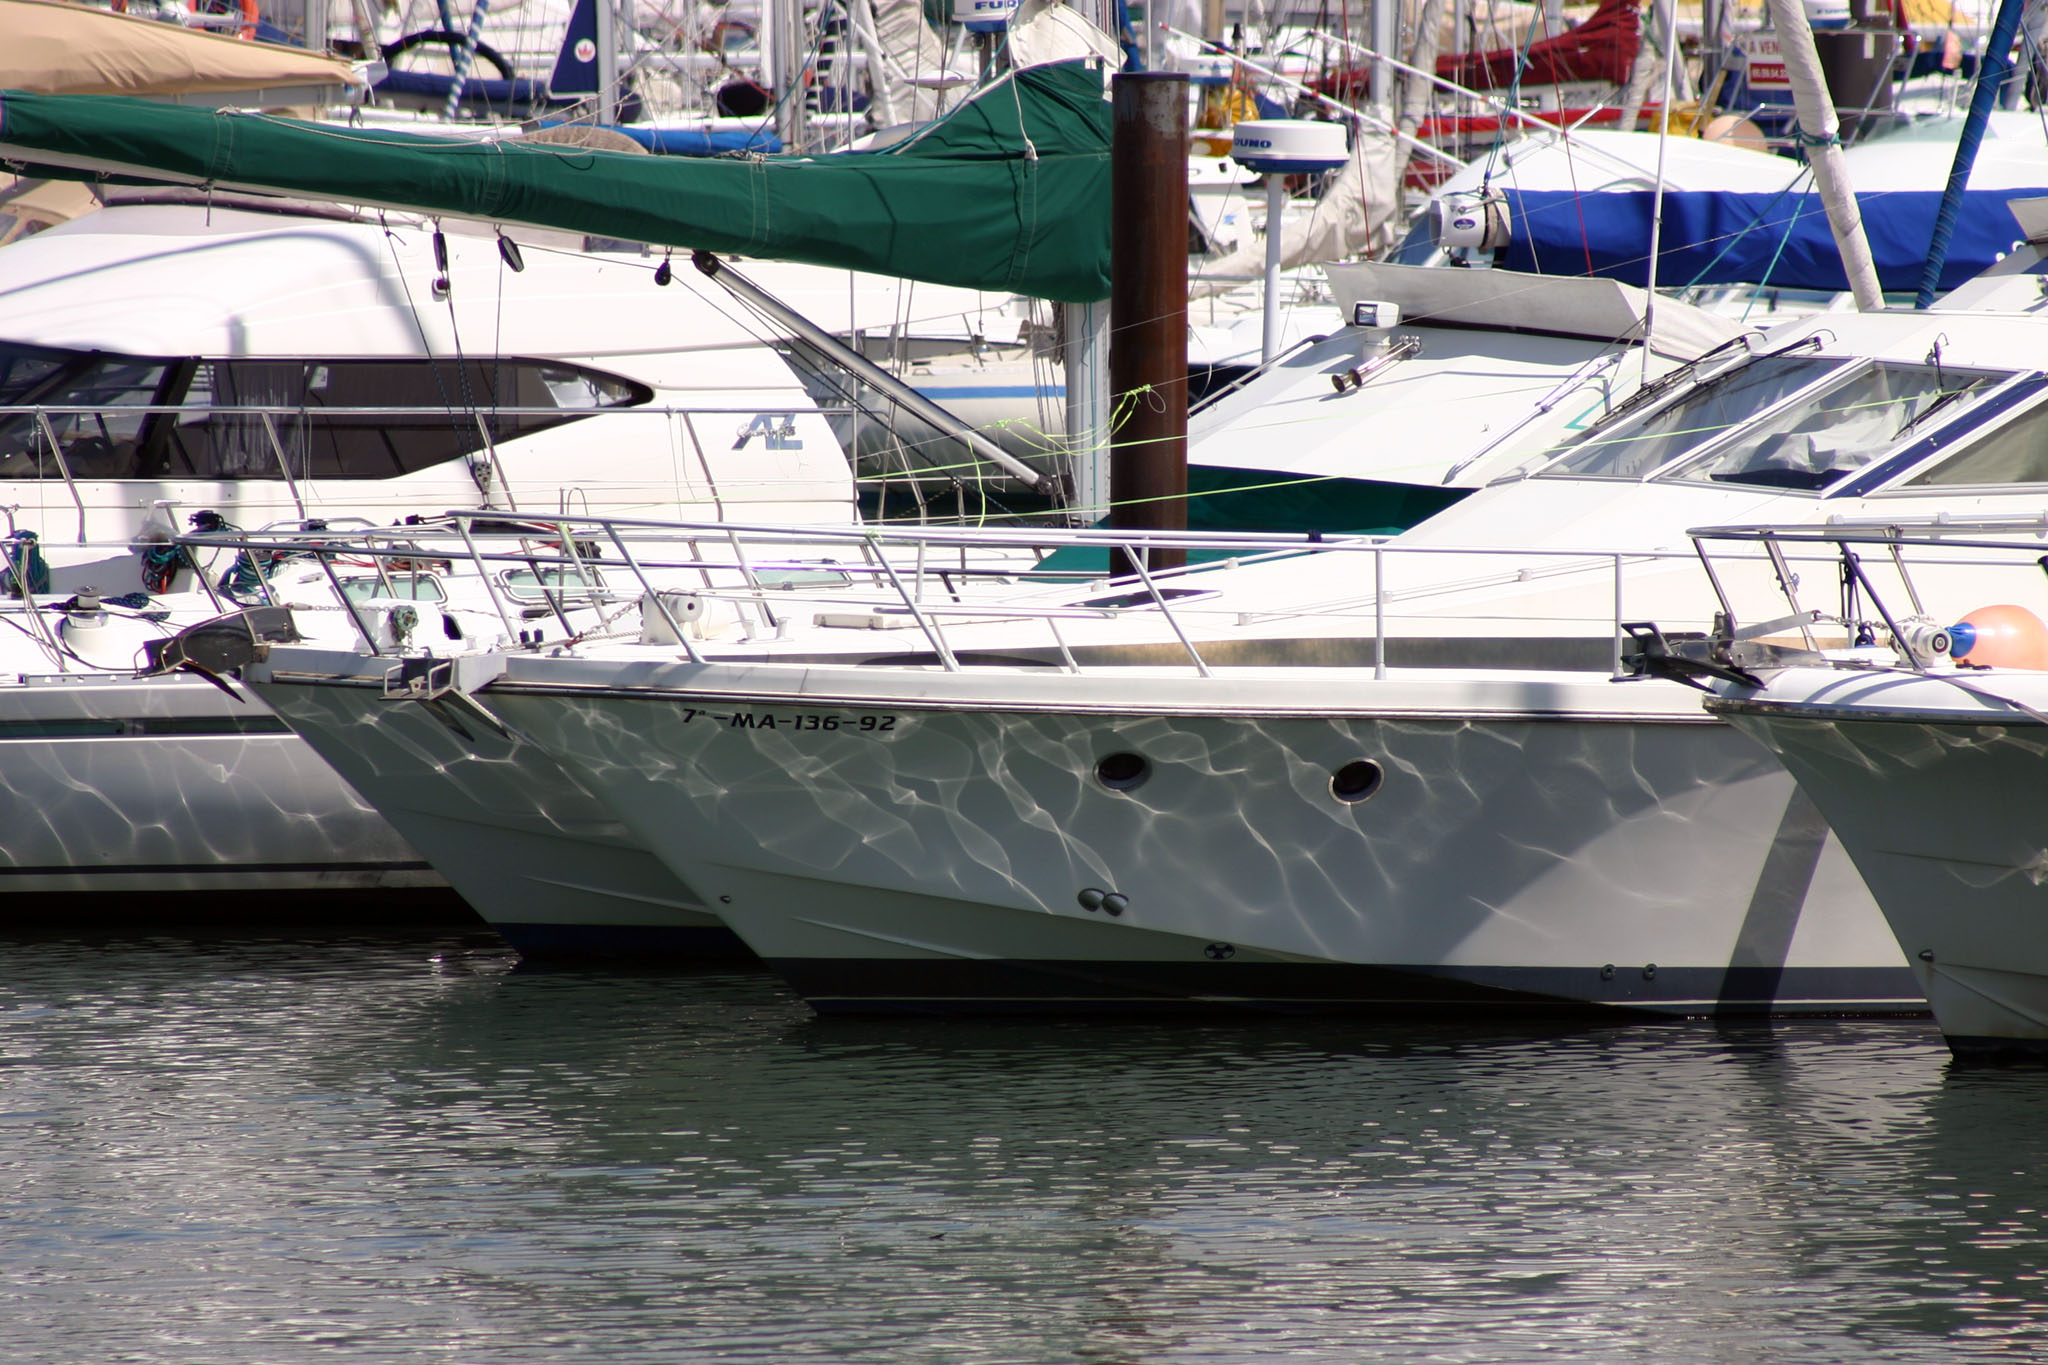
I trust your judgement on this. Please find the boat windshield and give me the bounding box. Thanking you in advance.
[1902,389,2048,487]
[1660,361,2003,490]
[1540,354,1843,480]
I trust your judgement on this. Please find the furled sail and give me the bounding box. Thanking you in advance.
[861,0,970,123]
[0,60,1113,302]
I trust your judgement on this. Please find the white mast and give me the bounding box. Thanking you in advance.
[596,0,618,126]
[1644,0,1677,376]
[1762,0,1885,310]
[772,0,810,150]
[1370,0,1394,118]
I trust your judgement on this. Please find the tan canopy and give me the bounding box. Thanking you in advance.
[0,0,363,100]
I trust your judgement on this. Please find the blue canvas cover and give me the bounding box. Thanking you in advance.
[1501,187,2045,293]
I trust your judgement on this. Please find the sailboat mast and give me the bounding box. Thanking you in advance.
[1762,0,1884,310]
[771,0,809,150]
[1371,0,1394,117]
[1644,0,1677,372]
[596,0,618,126]
[1916,0,2029,307]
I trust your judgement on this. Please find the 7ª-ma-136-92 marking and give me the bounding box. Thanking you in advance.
[675,707,899,733]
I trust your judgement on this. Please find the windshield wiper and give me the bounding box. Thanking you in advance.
[1892,385,1973,440]
[1580,333,1822,438]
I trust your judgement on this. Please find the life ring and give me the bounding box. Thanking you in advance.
[237,0,258,40]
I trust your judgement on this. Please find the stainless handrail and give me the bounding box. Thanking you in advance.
[32,412,87,541]
[257,412,308,520]
[601,523,706,666]
[1688,517,2048,672]
[171,509,1846,677]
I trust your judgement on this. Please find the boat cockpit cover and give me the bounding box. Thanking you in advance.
[0,0,364,98]
[0,61,1113,302]
[1322,261,1744,362]
[1501,186,2048,294]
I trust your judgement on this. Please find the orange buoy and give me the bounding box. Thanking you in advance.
[1950,604,2048,669]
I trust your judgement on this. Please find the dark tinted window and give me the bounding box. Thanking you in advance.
[0,346,648,480]
[0,349,170,478]
[1670,362,2000,490]
[151,358,649,480]
[0,343,71,403]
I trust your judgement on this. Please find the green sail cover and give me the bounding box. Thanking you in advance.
[0,61,1112,302]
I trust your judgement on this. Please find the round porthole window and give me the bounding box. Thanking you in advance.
[1096,751,1150,792]
[1330,759,1384,804]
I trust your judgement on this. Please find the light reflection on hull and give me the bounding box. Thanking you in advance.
[247,674,739,958]
[1721,686,2048,1057]
[485,671,1918,1016]
[0,675,445,911]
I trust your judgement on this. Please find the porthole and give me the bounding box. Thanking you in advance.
[1330,759,1384,804]
[1095,751,1150,792]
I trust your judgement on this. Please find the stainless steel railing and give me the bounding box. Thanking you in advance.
[1688,514,2048,677]
[166,508,1855,684]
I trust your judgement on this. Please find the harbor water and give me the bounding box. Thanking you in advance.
[5,929,2048,1363]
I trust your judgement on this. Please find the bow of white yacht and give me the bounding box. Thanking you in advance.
[202,510,1897,1010]
[1667,516,2048,1061]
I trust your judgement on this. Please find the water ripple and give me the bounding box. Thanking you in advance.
[1,935,2044,1362]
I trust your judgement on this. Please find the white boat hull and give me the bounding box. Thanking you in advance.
[1715,669,2048,1059]
[480,662,1914,1015]
[244,669,739,957]
[0,674,450,913]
